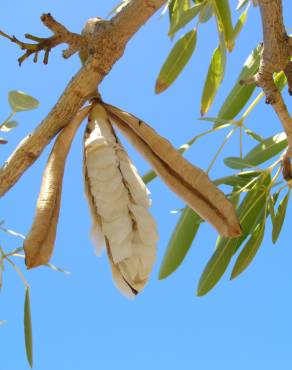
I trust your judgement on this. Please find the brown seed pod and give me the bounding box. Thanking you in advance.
[24,106,91,268]
[104,103,241,238]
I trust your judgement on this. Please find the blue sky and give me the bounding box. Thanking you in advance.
[1,1,292,369]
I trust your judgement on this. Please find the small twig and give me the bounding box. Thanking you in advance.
[6,257,29,288]
[207,128,236,174]
[0,13,83,65]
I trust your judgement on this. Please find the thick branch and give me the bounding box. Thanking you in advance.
[0,0,165,197]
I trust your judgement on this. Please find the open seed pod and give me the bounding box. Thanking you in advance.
[83,103,158,298]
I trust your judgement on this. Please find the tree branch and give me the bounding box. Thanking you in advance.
[241,0,292,168]
[0,0,165,197]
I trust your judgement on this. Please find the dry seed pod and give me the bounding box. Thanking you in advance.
[24,106,91,268]
[83,103,158,298]
[104,103,241,238]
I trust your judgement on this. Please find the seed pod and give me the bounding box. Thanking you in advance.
[104,103,241,238]
[24,106,91,268]
[84,104,158,298]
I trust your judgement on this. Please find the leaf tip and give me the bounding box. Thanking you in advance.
[155,80,167,94]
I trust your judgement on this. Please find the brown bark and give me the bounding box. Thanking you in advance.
[243,0,292,160]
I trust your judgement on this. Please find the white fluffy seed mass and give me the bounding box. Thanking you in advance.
[84,104,158,297]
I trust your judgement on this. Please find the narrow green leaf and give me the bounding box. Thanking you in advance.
[24,288,33,368]
[224,156,253,169]
[232,6,248,42]
[197,237,238,296]
[200,44,225,116]
[237,0,249,11]
[213,0,234,51]
[236,172,270,237]
[142,170,156,184]
[244,128,264,142]
[159,207,202,279]
[8,91,39,112]
[199,2,213,23]
[156,29,197,93]
[197,173,270,295]
[215,170,261,188]
[272,191,290,244]
[244,132,287,166]
[0,226,25,239]
[231,215,265,279]
[218,44,263,120]
[0,120,18,132]
[169,0,189,25]
[169,3,203,36]
[268,195,276,225]
[199,116,234,126]
[229,186,241,207]
[45,263,70,275]
[274,71,287,91]
[107,0,130,16]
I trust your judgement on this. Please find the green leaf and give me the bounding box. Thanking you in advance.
[244,128,264,142]
[215,170,261,188]
[231,214,266,279]
[197,237,238,296]
[159,207,202,279]
[224,156,253,169]
[0,226,25,239]
[218,43,263,120]
[243,132,287,166]
[24,288,33,368]
[200,44,226,116]
[236,172,270,237]
[0,120,18,132]
[274,71,287,91]
[155,29,197,93]
[8,91,39,112]
[237,0,249,11]
[107,0,130,16]
[45,263,70,275]
[197,173,270,295]
[169,3,203,36]
[199,116,234,127]
[142,170,156,184]
[272,191,290,244]
[232,5,248,42]
[213,0,234,51]
[199,2,213,23]
[229,186,241,207]
[169,0,189,25]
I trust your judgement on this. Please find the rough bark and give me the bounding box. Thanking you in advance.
[0,0,165,197]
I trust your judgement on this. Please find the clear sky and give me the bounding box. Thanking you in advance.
[1,1,292,369]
